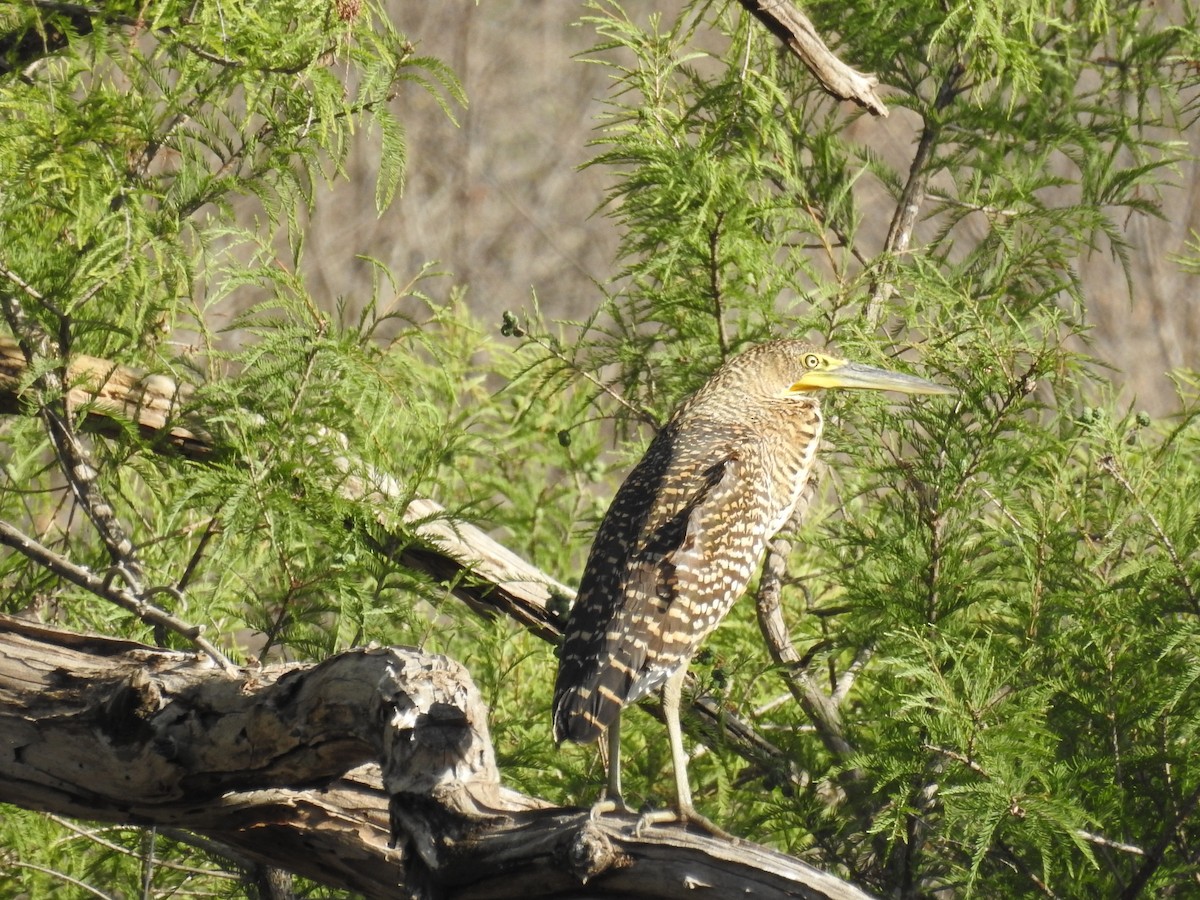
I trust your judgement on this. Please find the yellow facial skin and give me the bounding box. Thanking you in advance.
[788,351,956,396]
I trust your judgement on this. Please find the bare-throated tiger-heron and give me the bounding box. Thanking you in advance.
[551,339,954,833]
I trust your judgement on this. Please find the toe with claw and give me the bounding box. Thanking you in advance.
[634,804,738,842]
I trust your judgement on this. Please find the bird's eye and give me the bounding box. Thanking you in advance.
[803,353,821,369]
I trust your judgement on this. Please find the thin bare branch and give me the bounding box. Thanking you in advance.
[754,538,855,760]
[831,644,872,705]
[708,213,730,359]
[1073,829,1145,857]
[7,861,117,900]
[922,742,989,777]
[511,319,661,429]
[865,61,965,328]
[47,817,242,880]
[0,272,148,592]
[0,519,235,671]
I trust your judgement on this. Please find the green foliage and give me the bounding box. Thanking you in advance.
[510,0,1200,895]
[0,0,475,895]
[2,0,1200,897]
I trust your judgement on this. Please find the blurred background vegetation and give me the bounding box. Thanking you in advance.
[1,0,1199,897]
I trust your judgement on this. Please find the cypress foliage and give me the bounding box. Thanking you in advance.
[1,0,1198,896]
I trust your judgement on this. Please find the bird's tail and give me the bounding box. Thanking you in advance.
[552,657,631,745]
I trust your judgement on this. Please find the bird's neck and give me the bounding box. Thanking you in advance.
[671,392,823,449]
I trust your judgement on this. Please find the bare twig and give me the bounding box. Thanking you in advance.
[7,861,117,900]
[0,266,186,640]
[943,359,1040,505]
[42,406,147,584]
[0,519,235,672]
[708,213,730,359]
[0,287,217,654]
[865,61,966,328]
[0,270,147,592]
[754,538,855,760]
[922,742,989,777]
[1073,829,1145,857]
[47,817,241,879]
[831,644,872,705]
[995,840,1061,898]
[978,485,1025,532]
[510,319,661,429]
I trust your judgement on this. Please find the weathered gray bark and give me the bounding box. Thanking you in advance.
[736,0,888,116]
[0,614,874,899]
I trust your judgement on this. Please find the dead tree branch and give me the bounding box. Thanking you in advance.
[0,614,875,900]
[737,0,888,116]
[755,538,855,761]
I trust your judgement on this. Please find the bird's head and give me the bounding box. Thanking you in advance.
[780,342,955,397]
[706,340,955,403]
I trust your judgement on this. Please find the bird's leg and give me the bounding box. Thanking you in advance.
[635,666,736,841]
[589,712,632,818]
[662,664,695,815]
[606,713,625,804]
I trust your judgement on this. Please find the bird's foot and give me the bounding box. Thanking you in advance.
[633,805,738,842]
[588,793,634,821]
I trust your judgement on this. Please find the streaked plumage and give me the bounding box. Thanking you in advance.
[552,339,953,831]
